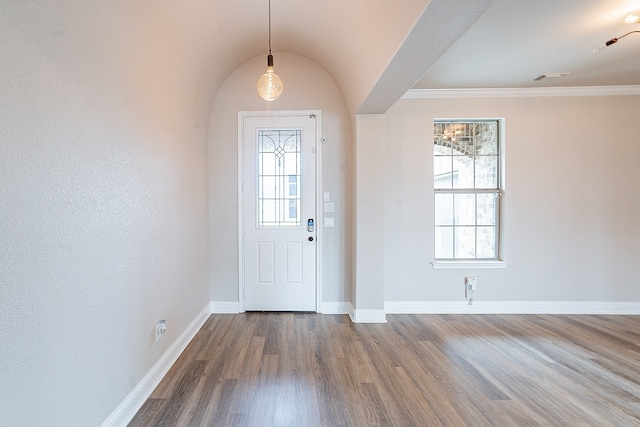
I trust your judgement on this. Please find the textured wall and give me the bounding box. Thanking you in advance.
[383,95,640,302]
[0,2,209,425]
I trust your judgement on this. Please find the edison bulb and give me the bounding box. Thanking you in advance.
[257,54,283,101]
[257,66,283,101]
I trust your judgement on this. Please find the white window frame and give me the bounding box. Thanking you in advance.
[431,118,507,270]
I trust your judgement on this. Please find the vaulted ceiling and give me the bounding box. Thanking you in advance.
[4,0,639,118]
[195,0,640,113]
[187,0,496,113]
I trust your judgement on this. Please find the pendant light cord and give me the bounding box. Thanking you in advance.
[268,0,272,55]
[607,30,640,45]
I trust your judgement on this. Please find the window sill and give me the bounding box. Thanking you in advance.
[430,260,508,270]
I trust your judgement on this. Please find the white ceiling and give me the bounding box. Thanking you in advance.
[413,0,640,89]
[18,0,636,116]
[239,0,640,112]
[83,0,640,117]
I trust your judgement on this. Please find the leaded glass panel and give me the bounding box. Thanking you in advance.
[257,129,301,227]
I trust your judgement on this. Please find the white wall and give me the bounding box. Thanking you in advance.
[0,2,210,425]
[352,115,387,317]
[209,53,352,308]
[383,95,640,304]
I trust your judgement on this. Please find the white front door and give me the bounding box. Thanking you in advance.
[241,113,317,311]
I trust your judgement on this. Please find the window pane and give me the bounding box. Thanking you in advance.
[259,176,277,199]
[288,199,298,220]
[283,133,299,151]
[455,226,476,258]
[288,177,298,196]
[434,156,453,189]
[260,152,276,175]
[283,152,299,175]
[476,193,496,226]
[476,226,496,258]
[260,136,276,152]
[435,193,453,225]
[257,129,301,227]
[435,226,453,258]
[259,199,276,226]
[454,194,475,226]
[475,155,498,188]
[433,123,453,155]
[453,156,473,188]
[475,123,498,155]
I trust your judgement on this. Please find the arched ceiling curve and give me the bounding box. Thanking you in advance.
[7,0,638,127]
[195,0,432,115]
[7,0,492,121]
[123,0,640,121]
[191,0,497,115]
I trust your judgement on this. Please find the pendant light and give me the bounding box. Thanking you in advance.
[257,0,283,101]
[593,13,640,53]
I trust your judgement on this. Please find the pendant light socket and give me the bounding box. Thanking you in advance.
[257,54,283,101]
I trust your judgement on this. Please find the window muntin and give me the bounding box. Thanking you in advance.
[434,120,501,260]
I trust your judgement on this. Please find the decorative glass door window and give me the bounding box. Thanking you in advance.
[257,129,301,227]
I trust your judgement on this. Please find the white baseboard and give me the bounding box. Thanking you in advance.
[321,301,351,314]
[101,304,211,427]
[210,301,241,313]
[211,301,351,315]
[102,298,640,426]
[385,301,640,315]
[349,303,387,323]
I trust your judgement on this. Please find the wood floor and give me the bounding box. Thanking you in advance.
[129,313,640,426]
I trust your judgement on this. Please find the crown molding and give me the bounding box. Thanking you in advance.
[404,85,640,99]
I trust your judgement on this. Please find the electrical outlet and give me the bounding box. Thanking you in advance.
[155,320,167,342]
[464,277,477,305]
[465,277,477,291]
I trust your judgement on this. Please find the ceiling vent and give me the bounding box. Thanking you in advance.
[533,72,570,81]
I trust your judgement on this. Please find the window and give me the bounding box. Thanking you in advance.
[257,129,301,227]
[434,120,502,260]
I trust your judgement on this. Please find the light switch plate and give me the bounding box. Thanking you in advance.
[325,218,335,227]
[324,202,335,213]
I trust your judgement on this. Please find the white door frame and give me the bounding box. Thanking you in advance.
[238,110,323,312]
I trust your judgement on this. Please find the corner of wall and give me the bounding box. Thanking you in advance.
[101,303,212,427]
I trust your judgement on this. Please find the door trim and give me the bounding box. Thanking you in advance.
[237,110,323,313]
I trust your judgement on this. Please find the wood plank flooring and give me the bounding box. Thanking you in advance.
[129,313,640,426]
